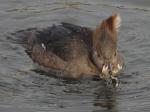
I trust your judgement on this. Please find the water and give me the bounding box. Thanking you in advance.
[0,0,150,112]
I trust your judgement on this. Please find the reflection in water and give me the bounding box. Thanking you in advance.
[93,85,118,112]
[32,68,118,112]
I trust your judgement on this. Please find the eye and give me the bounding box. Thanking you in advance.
[114,51,117,56]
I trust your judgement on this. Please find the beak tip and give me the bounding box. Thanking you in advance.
[111,76,119,87]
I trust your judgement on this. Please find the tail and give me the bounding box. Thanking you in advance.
[10,27,67,71]
[8,28,38,45]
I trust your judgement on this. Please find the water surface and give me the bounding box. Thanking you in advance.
[0,0,150,112]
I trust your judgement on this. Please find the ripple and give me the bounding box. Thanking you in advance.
[0,0,150,112]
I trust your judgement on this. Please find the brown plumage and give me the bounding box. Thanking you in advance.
[16,14,123,81]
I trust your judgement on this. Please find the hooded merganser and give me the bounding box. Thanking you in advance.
[18,14,123,85]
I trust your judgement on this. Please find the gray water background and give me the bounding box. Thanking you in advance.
[0,0,150,112]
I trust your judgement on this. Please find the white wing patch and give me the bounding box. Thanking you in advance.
[41,43,46,50]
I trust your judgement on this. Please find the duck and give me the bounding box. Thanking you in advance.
[17,14,123,84]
